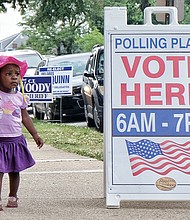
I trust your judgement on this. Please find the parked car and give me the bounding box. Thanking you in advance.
[33,52,91,120]
[81,45,104,132]
[0,49,43,76]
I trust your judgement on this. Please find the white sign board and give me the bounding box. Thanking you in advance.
[39,66,73,96]
[104,7,190,208]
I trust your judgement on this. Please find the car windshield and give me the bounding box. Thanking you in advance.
[13,54,42,68]
[48,54,89,77]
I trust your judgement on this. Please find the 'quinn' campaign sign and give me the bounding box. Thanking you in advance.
[39,66,73,96]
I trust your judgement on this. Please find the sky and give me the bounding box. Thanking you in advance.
[0,5,22,40]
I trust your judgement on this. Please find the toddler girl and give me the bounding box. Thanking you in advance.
[0,56,44,210]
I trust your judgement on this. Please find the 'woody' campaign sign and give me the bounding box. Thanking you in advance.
[22,75,53,103]
[104,7,190,208]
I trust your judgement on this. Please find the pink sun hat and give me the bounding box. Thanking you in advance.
[0,55,28,78]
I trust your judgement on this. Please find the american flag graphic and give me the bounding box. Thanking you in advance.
[126,139,190,176]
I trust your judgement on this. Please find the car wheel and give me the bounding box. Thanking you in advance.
[48,109,61,122]
[48,111,57,121]
[93,104,103,132]
[45,106,52,120]
[84,105,94,127]
[52,113,61,122]
[33,105,45,120]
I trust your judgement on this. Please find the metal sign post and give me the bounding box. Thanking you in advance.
[104,6,190,208]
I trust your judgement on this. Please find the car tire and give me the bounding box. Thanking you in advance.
[93,104,103,132]
[84,105,95,127]
[33,105,45,120]
[48,109,61,122]
[45,106,52,120]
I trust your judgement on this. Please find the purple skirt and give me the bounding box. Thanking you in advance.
[0,135,35,173]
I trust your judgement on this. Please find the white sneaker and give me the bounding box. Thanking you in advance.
[6,197,18,208]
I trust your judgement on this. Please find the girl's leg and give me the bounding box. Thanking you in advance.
[7,172,20,208]
[0,173,4,210]
[8,172,20,198]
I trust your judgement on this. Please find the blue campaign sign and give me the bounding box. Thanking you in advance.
[39,66,73,96]
[22,75,53,103]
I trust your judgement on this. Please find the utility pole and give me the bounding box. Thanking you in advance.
[165,0,174,24]
[156,0,184,22]
[166,0,174,5]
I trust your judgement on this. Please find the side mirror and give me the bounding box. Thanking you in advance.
[83,70,95,78]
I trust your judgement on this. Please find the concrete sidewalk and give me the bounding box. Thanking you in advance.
[1,140,190,220]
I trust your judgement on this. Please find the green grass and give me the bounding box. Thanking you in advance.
[23,119,104,161]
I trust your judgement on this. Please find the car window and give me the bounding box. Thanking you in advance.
[97,52,104,76]
[85,58,90,72]
[87,53,97,76]
[13,54,42,68]
[48,55,89,77]
[90,53,96,74]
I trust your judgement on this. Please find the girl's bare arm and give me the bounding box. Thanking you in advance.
[21,108,44,149]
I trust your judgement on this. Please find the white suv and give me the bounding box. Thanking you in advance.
[0,49,43,76]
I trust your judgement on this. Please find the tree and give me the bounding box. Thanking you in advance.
[20,0,150,54]
[182,1,190,24]
[21,0,91,54]
[75,28,104,52]
[0,0,29,13]
[19,0,190,54]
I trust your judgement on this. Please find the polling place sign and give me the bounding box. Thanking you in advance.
[22,75,53,103]
[39,66,73,96]
[104,7,190,208]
